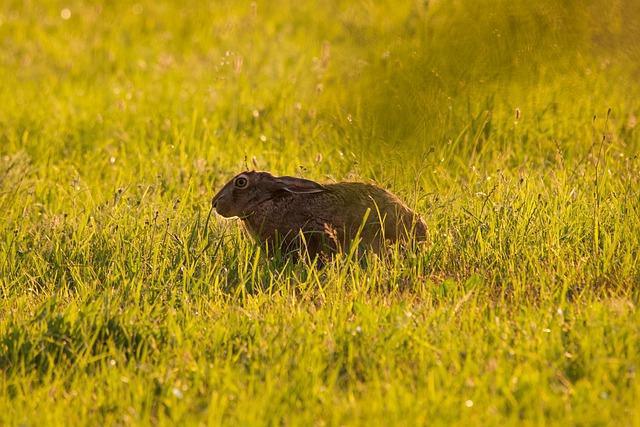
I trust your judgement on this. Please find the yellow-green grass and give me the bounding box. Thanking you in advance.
[1,0,639,425]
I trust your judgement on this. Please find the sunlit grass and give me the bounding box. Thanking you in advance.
[1,0,639,425]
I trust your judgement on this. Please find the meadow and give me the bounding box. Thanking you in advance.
[1,0,639,424]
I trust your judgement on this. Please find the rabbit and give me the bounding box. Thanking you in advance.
[211,171,427,259]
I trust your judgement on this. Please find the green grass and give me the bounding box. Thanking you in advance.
[1,0,640,425]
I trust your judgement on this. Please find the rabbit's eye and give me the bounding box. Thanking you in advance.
[234,176,248,188]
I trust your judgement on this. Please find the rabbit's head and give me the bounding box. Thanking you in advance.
[212,171,326,218]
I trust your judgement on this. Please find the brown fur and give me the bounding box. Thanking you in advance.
[212,171,427,259]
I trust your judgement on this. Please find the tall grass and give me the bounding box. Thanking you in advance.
[1,0,639,425]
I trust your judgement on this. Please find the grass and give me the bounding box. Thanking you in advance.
[1,0,639,425]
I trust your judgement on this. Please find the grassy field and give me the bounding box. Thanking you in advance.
[1,0,640,425]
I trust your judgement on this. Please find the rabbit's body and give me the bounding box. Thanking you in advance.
[212,172,426,259]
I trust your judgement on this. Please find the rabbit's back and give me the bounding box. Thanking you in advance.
[243,181,426,256]
[325,182,427,246]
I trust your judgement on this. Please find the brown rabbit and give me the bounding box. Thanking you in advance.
[212,171,427,259]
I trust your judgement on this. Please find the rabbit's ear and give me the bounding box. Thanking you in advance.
[274,176,326,194]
